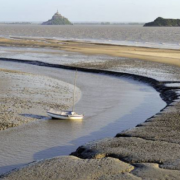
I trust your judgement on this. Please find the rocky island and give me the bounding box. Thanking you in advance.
[144,17,180,27]
[42,11,72,25]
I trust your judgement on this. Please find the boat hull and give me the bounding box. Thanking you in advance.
[47,112,83,120]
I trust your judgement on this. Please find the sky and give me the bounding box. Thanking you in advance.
[0,0,180,22]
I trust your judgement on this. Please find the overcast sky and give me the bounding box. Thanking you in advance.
[0,0,179,22]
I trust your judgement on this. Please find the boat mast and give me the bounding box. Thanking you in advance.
[72,70,77,112]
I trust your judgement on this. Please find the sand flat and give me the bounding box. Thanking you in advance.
[0,69,76,130]
[0,37,180,67]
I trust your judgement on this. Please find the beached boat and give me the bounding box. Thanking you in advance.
[47,71,84,120]
[47,109,83,120]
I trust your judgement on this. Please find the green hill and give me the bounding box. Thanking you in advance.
[144,17,180,27]
[42,11,72,25]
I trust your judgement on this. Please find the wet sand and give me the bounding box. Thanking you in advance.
[1,40,180,179]
[0,69,76,130]
[0,37,180,67]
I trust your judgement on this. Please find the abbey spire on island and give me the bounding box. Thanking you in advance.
[42,10,72,25]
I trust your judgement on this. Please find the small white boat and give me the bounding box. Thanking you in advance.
[47,109,83,120]
[47,70,83,120]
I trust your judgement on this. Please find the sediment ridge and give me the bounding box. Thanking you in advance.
[1,57,180,179]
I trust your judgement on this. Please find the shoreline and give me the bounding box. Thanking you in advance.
[0,58,180,179]
[10,37,180,50]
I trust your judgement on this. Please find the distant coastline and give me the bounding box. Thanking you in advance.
[0,21,144,26]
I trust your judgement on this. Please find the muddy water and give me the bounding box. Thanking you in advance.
[0,61,166,174]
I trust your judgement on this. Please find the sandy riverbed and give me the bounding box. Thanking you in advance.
[0,69,77,130]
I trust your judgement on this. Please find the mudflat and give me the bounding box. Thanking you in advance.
[0,69,74,130]
[1,39,180,180]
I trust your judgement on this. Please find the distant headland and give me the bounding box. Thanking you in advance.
[42,11,72,25]
[144,17,180,27]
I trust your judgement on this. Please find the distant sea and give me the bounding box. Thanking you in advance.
[0,24,180,49]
